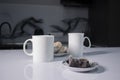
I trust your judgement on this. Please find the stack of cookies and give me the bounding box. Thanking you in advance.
[54,41,67,53]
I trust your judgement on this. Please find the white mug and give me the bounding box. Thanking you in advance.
[23,35,54,63]
[68,33,91,58]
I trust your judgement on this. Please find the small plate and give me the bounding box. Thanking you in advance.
[54,53,69,57]
[62,60,99,72]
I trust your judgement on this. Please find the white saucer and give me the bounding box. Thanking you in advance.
[54,53,69,57]
[62,60,99,72]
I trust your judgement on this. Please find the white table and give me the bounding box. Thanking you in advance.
[0,47,120,80]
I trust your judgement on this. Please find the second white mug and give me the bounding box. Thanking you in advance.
[68,33,91,58]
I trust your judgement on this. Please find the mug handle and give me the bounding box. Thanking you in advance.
[83,36,91,48]
[23,39,33,56]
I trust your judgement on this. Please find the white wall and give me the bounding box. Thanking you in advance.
[0,3,88,43]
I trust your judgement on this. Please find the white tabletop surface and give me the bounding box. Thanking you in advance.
[0,47,120,80]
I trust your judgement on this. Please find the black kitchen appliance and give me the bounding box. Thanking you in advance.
[89,0,120,47]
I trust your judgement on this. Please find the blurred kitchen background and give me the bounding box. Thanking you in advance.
[0,0,120,49]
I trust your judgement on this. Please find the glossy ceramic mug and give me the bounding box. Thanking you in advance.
[68,33,91,58]
[23,35,54,63]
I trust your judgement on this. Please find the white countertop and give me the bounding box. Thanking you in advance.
[0,47,120,80]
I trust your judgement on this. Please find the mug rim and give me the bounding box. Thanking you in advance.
[68,33,84,35]
[32,35,54,37]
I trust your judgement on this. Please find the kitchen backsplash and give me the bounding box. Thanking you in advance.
[0,3,88,43]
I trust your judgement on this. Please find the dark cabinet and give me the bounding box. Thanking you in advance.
[60,0,91,7]
[89,0,120,46]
